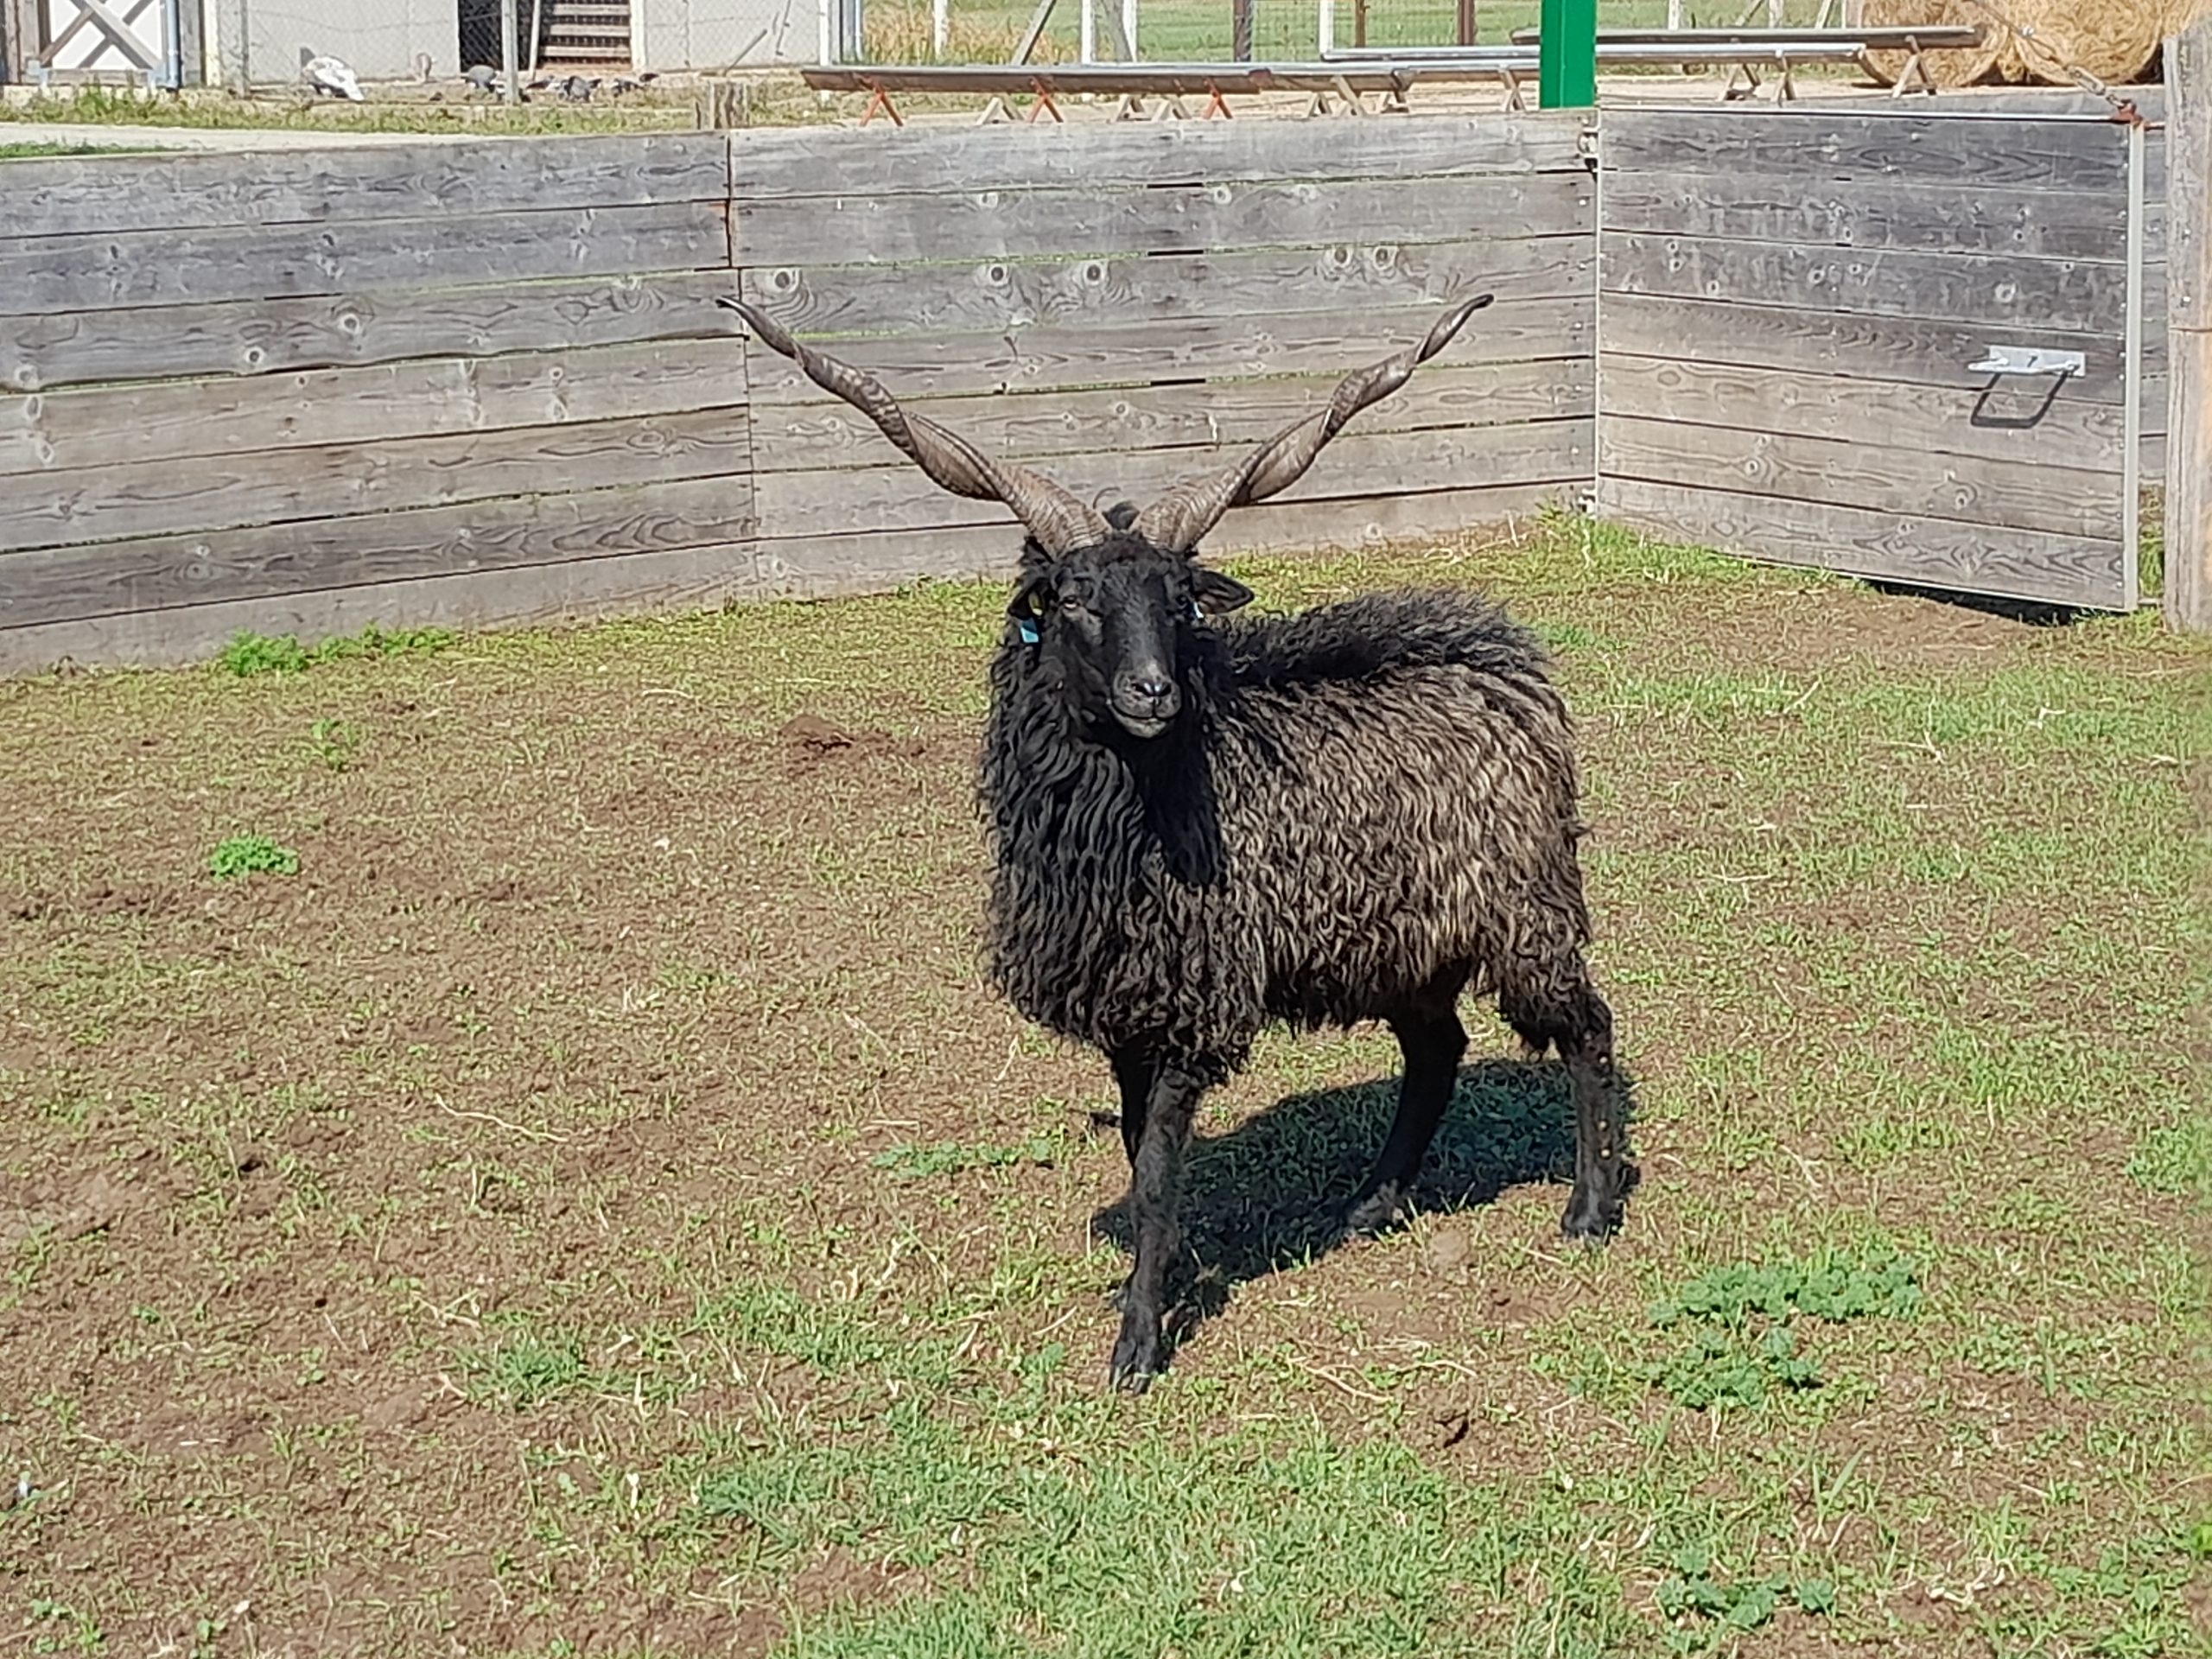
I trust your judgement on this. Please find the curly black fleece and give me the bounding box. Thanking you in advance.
[976,580,1598,1083]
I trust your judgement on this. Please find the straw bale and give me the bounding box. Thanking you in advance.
[1858,0,2007,86]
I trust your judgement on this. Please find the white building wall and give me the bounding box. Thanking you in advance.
[246,0,452,81]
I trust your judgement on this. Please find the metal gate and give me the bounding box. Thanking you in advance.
[1596,105,2155,612]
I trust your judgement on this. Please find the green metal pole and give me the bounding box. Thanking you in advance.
[1539,0,1596,107]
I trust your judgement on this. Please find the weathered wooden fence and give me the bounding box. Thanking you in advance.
[1596,104,2160,612]
[728,118,1595,594]
[0,134,747,670]
[0,99,2175,673]
[0,116,1593,673]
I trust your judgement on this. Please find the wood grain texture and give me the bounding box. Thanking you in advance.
[1599,476,2127,610]
[1599,352,2126,469]
[2164,16,2209,632]
[0,473,760,630]
[1601,109,2132,194]
[2165,327,2209,630]
[2172,19,2209,334]
[0,480,1578,676]
[726,114,1589,200]
[0,541,766,676]
[1601,231,2145,336]
[1789,85,2167,122]
[2,270,740,394]
[741,236,1587,343]
[750,359,1594,473]
[9,134,731,238]
[1599,412,2123,540]
[0,201,730,317]
[1599,292,2147,404]
[0,338,751,477]
[744,297,1597,407]
[747,480,1579,601]
[754,418,1592,541]
[2,406,753,554]
[738,173,1592,267]
[1599,172,2130,263]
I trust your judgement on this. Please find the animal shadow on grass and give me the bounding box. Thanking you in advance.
[1088,1056,1643,1370]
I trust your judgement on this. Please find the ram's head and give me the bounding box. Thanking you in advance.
[719,292,1491,739]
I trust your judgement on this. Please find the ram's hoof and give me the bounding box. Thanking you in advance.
[1108,1311,1162,1392]
[1343,1184,1409,1237]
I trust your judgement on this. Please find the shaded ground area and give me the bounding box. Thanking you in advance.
[0,519,2205,1657]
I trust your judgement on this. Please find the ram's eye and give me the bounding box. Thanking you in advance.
[1058,592,1084,613]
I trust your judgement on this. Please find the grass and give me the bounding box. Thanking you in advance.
[0,517,2204,1656]
[0,140,160,158]
[0,83,698,135]
[205,833,299,879]
[857,0,1846,60]
[212,622,454,676]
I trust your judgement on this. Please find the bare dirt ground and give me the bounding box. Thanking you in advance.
[0,525,2205,1657]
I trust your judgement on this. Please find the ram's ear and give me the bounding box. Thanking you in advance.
[1191,566,1255,616]
[1007,571,1052,620]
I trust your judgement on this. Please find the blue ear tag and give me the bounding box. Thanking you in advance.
[1016,617,1039,645]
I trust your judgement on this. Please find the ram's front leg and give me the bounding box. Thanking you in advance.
[1109,1061,1204,1392]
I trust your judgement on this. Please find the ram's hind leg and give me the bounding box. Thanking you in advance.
[1505,962,1631,1241]
[1345,987,1469,1236]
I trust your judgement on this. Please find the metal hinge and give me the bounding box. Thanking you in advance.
[1576,121,1599,169]
[1968,345,2085,378]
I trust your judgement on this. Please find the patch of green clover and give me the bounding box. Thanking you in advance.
[1638,1246,1921,1409]
[1656,1543,1835,1649]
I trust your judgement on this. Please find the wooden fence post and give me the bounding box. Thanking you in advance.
[2168,13,2211,632]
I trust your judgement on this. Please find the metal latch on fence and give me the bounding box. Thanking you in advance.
[1967,346,2086,378]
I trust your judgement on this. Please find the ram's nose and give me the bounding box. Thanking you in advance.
[1110,669,1181,735]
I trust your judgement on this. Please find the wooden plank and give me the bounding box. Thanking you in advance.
[0,201,730,317]
[2142,375,2171,438]
[754,417,1592,541]
[1601,109,2131,194]
[1599,476,2126,611]
[737,173,1592,267]
[1599,292,2147,406]
[743,238,1589,347]
[1599,352,2126,470]
[0,473,760,631]
[1601,232,2142,337]
[1,406,753,554]
[2165,16,2210,633]
[726,113,1589,200]
[0,337,751,478]
[1790,86,2169,124]
[747,480,1579,601]
[2,270,740,394]
[753,359,1594,472]
[1599,173,2129,263]
[0,480,1579,676]
[1599,412,2123,541]
[0,542,766,677]
[746,296,1597,406]
[6,134,731,238]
